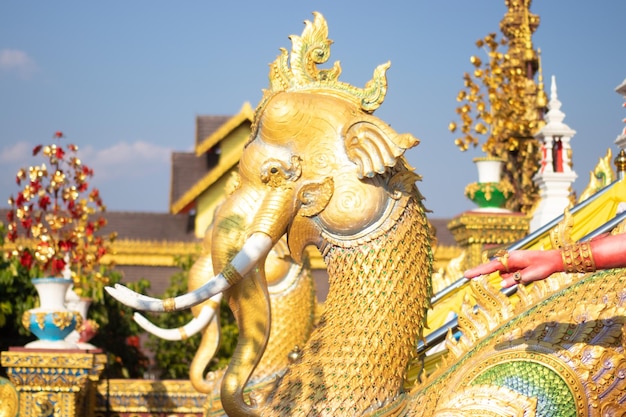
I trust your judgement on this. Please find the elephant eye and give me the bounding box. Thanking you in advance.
[260,157,302,187]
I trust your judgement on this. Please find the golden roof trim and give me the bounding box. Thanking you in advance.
[102,239,200,267]
[195,102,254,156]
[97,379,206,413]
[447,212,530,246]
[170,148,241,214]
[110,239,199,255]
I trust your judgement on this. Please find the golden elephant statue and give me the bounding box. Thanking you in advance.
[109,12,626,416]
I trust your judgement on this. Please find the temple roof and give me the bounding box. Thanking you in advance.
[101,211,197,242]
[170,103,253,214]
[195,115,231,148]
[167,114,231,214]
[195,103,253,156]
[0,208,198,243]
[169,151,215,213]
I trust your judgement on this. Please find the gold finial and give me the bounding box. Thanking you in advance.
[614,149,626,176]
[255,12,389,122]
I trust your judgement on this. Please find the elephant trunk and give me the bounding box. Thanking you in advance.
[186,255,223,394]
[211,185,296,417]
[189,314,221,393]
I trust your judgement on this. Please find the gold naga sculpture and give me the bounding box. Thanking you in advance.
[108,12,626,416]
[577,148,615,203]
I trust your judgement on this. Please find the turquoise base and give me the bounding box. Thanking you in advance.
[23,310,79,341]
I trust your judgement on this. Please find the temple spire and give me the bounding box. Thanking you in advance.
[497,0,546,213]
[530,76,577,232]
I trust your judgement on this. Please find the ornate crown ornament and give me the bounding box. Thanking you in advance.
[251,12,390,134]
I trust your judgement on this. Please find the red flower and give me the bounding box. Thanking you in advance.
[55,147,65,159]
[30,180,41,193]
[54,131,64,138]
[126,335,140,348]
[38,195,51,210]
[20,217,32,231]
[20,251,33,269]
[58,240,75,252]
[49,258,66,276]
[15,192,26,206]
[32,145,43,156]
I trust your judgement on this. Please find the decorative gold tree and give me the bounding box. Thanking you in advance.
[6,131,116,301]
[449,0,547,213]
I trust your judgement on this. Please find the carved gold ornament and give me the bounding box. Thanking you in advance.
[549,207,574,249]
[269,13,387,111]
[493,249,509,272]
[0,378,18,417]
[251,11,390,137]
[560,241,596,274]
[578,148,615,203]
[21,311,82,331]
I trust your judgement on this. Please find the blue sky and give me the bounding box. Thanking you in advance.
[1,1,625,219]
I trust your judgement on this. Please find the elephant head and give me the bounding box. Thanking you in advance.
[108,12,433,416]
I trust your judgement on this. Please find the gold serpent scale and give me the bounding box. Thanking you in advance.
[266,195,433,416]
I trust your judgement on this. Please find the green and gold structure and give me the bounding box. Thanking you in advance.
[95,379,208,417]
[0,350,210,417]
[0,348,106,417]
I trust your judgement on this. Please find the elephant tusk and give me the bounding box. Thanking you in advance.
[105,233,274,312]
[109,282,158,301]
[133,294,222,341]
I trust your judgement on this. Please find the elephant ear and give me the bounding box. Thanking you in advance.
[344,115,419,179]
